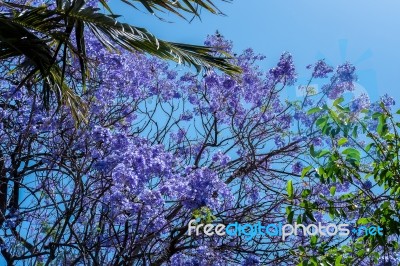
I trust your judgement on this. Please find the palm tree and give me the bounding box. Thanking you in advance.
[0,0,240,121]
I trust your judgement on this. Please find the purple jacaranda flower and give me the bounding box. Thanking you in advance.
[292,161,303,174]
[269,52,297,85]
[212,151,231,166]
[242,255,260,266]
[350,93,370,113]
[307,59,334,78]
[362,180,373,190]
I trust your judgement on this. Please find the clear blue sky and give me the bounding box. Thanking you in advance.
[110,0,400,103]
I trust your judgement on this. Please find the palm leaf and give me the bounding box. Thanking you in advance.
[55,5,240,75]
[6,4,240,75]
[0,13,87,121]
[0,1,240,124]
[116,0,231,18]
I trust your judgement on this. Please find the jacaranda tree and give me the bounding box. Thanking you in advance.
[0,26,377,264]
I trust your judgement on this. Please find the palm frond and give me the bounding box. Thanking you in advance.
[0,1,241,124]
[57,5,240,75]
[0,14,87,121]
[5,4,240,75]
[116,0,231,18]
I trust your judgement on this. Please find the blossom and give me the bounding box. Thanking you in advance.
[335,62,357,84]
[307,59,334,78]
[292,161,303,174]
[212,151,231,166]
[350,93,370,113]
[269,52,297,85]
[324,62,357,99]
[362,180,373,190]
[204,32,234,53]
[381,94,396,108]
[223,79,235,89]
[242,255,260,266]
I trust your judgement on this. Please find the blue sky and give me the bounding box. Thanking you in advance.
[110,0,400,103]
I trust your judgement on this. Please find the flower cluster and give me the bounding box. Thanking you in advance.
[307,59,334,78]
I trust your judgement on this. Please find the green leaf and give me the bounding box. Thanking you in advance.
[357,218,370,225]
[365,143,375,152]
[317,150,330,158]
[310,235,318,247]
[288,211,294,223]
[381,201,390,210]
[335,255,343,266]
[338,137,348,146]
[301,189,311,198]
[352,125,358,138]
[287,180,294,199]
[301,166,313,178]
[296,214,303,224]
[307,107,322,115]
[316,116,328,130]
[330,186,336,196]
[357,249,365,257]
[309,257,318,265]
[342,148,361,160]
[333,97,344,107]
[377,115,387,136]
[310,145,317,157]
[372,112,382,119]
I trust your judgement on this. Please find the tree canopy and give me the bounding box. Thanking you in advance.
[0,1,399,266]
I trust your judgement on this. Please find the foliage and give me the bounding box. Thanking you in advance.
[295,95,400,265]
[0,0,240,120]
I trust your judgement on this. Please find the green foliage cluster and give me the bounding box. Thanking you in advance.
[294,99,400,265]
